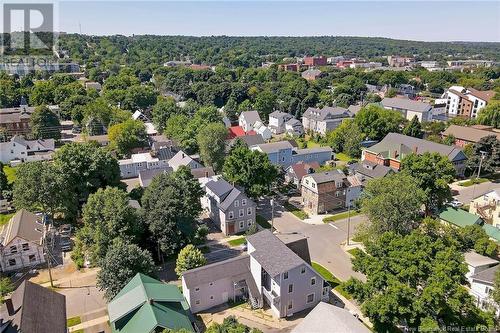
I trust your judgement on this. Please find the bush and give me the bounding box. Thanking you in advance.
[192,225,209,245]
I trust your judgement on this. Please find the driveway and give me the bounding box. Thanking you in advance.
[257,198,365,281]
[452,181,499,204]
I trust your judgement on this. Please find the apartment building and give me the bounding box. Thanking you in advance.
[387,56,415,67]
[440,86,495,118]
[182,230,329,317]
[301,171,348,214]
[302,106,352,136]
[303,56,327,67]
[381,97,433,122]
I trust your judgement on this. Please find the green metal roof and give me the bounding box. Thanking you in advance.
[482,224,500,243]
[108,273,194,333]
[439,207,482,228]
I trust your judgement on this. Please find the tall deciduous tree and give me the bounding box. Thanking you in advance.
[223,141,279,198]
[13,161,74,219]
[401,152,456,213]
[466,135,500,176]
[476,101,499,128]
[342,230,494,331]
[96,239,156,301]
[354,105,404,141]
[361,173,425,237]
[53,142,121,205]
[108,119,147,156]
[141,166,204,258]
[197,122,227,172]
[325,119,364,157]
[175,244,207,276]
[76,187,143,265]
[152,96,182,133]
[29,105,61,139]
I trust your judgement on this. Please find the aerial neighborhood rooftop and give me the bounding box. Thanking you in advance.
[0,6,499,333]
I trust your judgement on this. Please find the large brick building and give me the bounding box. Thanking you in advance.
[301,171,347,215]
[361,133,467,176]
[303,56,327,67]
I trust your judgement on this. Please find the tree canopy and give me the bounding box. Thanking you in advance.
[354,105,404,140]
[29,105,61,139]
[108,119,147,156]
[175,244,207,276]
[197,122,228,172]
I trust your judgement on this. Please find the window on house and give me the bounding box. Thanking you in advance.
[8,259,16,266]
[307,293,314,303]
[247,207,252,215]
[228,211,234,219]
[247,219,253,227]
[301,267,306,274]
[283,272,288,280]
[195,300,200,305]
[28,255,36,262]
[209,282,214,286]
[234,200,239,207]
[287,300,293,310]
[195,287,200,292]
[22,243,29,251]
[210,295,214,300]
[281,156,285,162]
[239,209,244,217]
[10,246,17,254]
[312,183,316,188]
[239,221,244,229]
[311,277,316,286]
[288,284,293,293]
[242,199,247,206]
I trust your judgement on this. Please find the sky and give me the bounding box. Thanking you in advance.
[7,1,500,42]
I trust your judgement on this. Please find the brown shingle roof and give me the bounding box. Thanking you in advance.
[443,125,500,143]
[467,88,496,102]
[0,281,66,333]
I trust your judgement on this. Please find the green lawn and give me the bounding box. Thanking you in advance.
[459,178,489,187]
[256,215,272,229]
[312,261,352,300]
[283,202,309,220]
[67,316,81,327]
[306,140,321,148]
[0,213,14,226]
[347,248,363,258]
[3,165,16,184]
[228,237,246,247]
[335,153,356,162]
[323,210,361,223]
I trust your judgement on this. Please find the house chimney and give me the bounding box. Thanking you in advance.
[5,298,14,315]
[182,153,185,158]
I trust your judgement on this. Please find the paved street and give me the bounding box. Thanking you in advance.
[257,199,365,281]
[452,181,499,204]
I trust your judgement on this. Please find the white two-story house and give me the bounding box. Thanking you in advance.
[0,209,47,272]
[200,177,256,235]
[268,111,293,134]
[182,230,329,317]
[0,135,55,164]
[238,111,262,133]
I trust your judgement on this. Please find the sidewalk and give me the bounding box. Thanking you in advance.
[38,268,98,288]
[331,289,372,328]
[68,315,109,332]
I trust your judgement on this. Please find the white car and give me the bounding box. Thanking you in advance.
[447,199,463,208]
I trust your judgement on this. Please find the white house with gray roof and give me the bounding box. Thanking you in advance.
[182,230,329,318]
[251,141,332,168]
[168,150,203,171]
[200,177,256,235]
[118,147,175,179]
[0,209,47,272]
[469,264,500,316]
[268,111,293,134]
[302,106,352,136]
[0,135,55,164]
[238,111,262,132]
[285,118,304,136]
[381,97,433,122]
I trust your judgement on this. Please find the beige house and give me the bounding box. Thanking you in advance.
[469,190,500,228]
[0,210,47,272]
[301,171,347,215]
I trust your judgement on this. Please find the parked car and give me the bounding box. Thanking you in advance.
[60,237,72,252]
[59,224,72,237]
[71,126,82,134]
[447,199,463,208]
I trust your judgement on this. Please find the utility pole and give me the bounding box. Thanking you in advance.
[473,151,488,200]
[270,198,274,232]
[44,241,54,288]
[346,203,351,246]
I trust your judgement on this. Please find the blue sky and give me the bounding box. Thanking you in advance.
[56,1,500,41]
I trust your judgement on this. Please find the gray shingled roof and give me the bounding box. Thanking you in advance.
[471,265,499,285]
[367,133,466,162]
[0,280,66,333]
[381,97,432,113]
[218,188,242,211]
[229,134,265,148]
[269,111,291,120]
[240,111,261,123]
[291,302,370,333]
[247,230,306,277]
[254,141,293,153]
[0,209,44,246]
[303,106,350,121]
[205,178,234,199]
[308,171,346,184]
[182,255,250,288]
[349,161,395,179]
[138,167,173,187]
